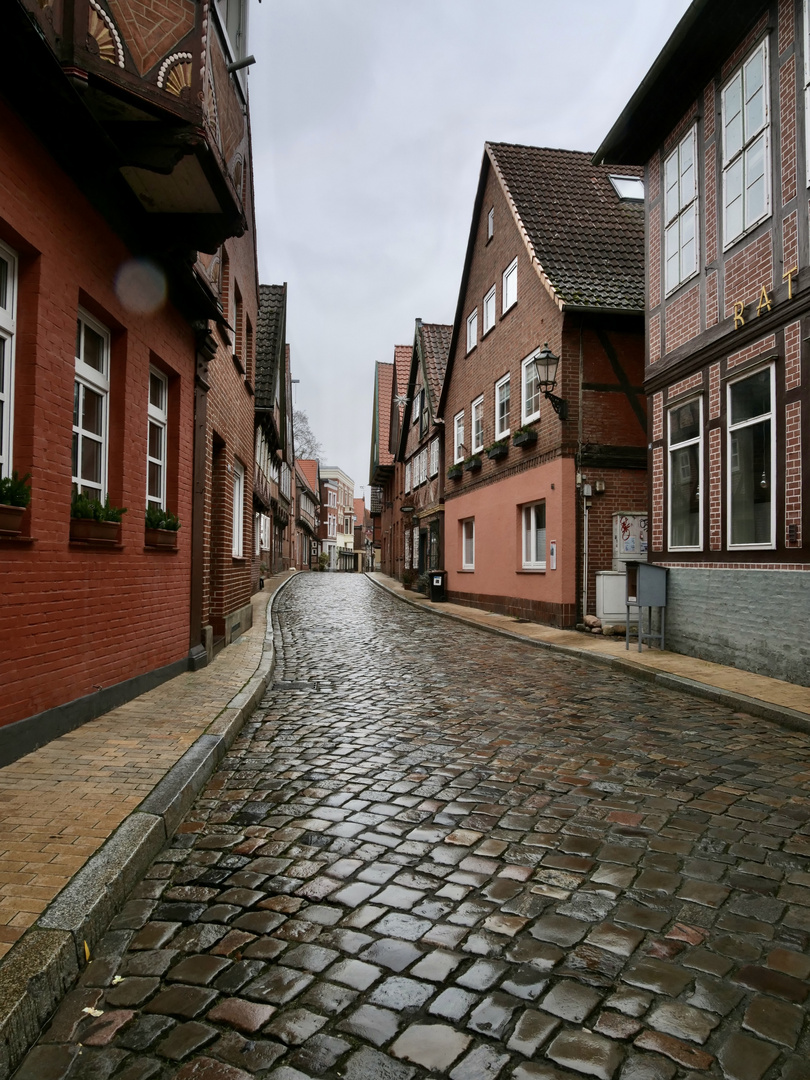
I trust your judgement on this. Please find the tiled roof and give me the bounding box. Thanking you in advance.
[376,362,395,468]
[487,143,644,312]
[255,283,286,410]
[418,322,452,411]
[296,459,319,497]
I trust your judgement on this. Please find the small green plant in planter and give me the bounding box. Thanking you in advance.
[485,439,509,460]
[0,471,31,534]
[70,492,127,542]
[318,552,329,572]
[513,425,538,447]
[402,568,416,589]
[145,506,181,547]
[447,463,463,480]
[463,454,482,472]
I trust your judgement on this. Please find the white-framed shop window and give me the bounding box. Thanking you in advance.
[0,240,18,479]
[483,286,496,334]
[727,365,774,548]
[668,396,703,549]
[466,309,477,352]
[471,395,484,453]
[454,411,465,463]
[462,517,475,569]
[73,309,110,500]
[521,352,541,424]
[147,368,168,511]
[722,38,770,247]
[502,257,517,312]
[664,126,699,293]
[522,501,546,569]
[232,458,245,556]
[495,373,511,438]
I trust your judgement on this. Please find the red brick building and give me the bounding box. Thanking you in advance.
[369,348,408,577]
[294,458,320,570]
[438,144,647,627]
[597,0,810,683]
[397,321,452,584]
[0,0,257,748]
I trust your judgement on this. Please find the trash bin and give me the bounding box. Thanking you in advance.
[429,570,447,602]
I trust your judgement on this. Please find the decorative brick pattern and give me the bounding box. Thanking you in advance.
[664,284,701,353]
[706,270,719,328]
[721,13,769,79]
[652,445,664,551]
[663,102,699,155]
[785,319,802,389]
[727,333,777,370]
[648,150,660,203]
[704,81,715,139]
[652,391,663,441]
[779,0,795,55]
[785,400,802,545]
[106,0,196,76]
[709,362,721,419]
[649,204,661,309]
[667,371,704,401]
[780,56,798,206]
[782,208,799,272]
[649,312,661,365]
[723,233,773,318]
[705,143,718,264]
[709,427,722,550]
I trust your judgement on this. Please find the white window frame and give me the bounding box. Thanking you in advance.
[522,501,546,569]
[667,396,703,550]
[466,309,478,353]
[146,367,168,511]
[73,308,110,500]
[328,489,336,507]
[722,38,770,248]
[327,512,336,538]
[483,286,496,335]
[0,240,18,479]
[462,518,475,569]
[471,395,484,453]
[453,411,465,463]
[664,126,699,294]
[404,460,412,493]
[502,258,518,313]
[232,458,245,557]
[487,207,494,240]
[521,352,541,425]
[429,438,439,477]
[495,373,511,439]
[727,364,775,549]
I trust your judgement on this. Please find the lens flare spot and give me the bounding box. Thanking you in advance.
[115,259,167,315]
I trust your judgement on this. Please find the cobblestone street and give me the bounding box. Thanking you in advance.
[17,574,810,1080]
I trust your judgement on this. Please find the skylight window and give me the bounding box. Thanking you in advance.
[609,175,645,201]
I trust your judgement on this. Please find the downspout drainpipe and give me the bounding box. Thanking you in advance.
[189,328,216,670]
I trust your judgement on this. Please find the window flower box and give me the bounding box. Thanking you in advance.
[69,518,120,542]
[486,440,509,461]
[0,504,25,534]
[513,428,538,448]
[145,527,178,549]
[447,464,463,480]
[464,455,482,472]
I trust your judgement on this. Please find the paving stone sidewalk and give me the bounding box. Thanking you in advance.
[0,571,295,959]
[14,573,810,1080]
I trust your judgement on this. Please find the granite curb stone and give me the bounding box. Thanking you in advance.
[0,573,297,1080]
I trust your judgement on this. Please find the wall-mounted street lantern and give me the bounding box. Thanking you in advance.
[400,505,415,515]
[530,344,568,420]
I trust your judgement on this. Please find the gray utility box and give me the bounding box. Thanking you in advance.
[626,563,668,651]
[430,571,447,602]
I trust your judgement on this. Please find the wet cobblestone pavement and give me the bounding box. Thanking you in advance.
[16,575,810,1079]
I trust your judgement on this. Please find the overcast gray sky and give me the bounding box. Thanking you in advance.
[249,0,691,499]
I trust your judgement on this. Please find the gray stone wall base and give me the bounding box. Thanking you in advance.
[664,568,810,687]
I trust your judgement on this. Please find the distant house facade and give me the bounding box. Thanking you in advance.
[319,466,356,564]
[438,143,647,627]
[295,459,320,570]
[369,347,409,578]
[596,0,810,684]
